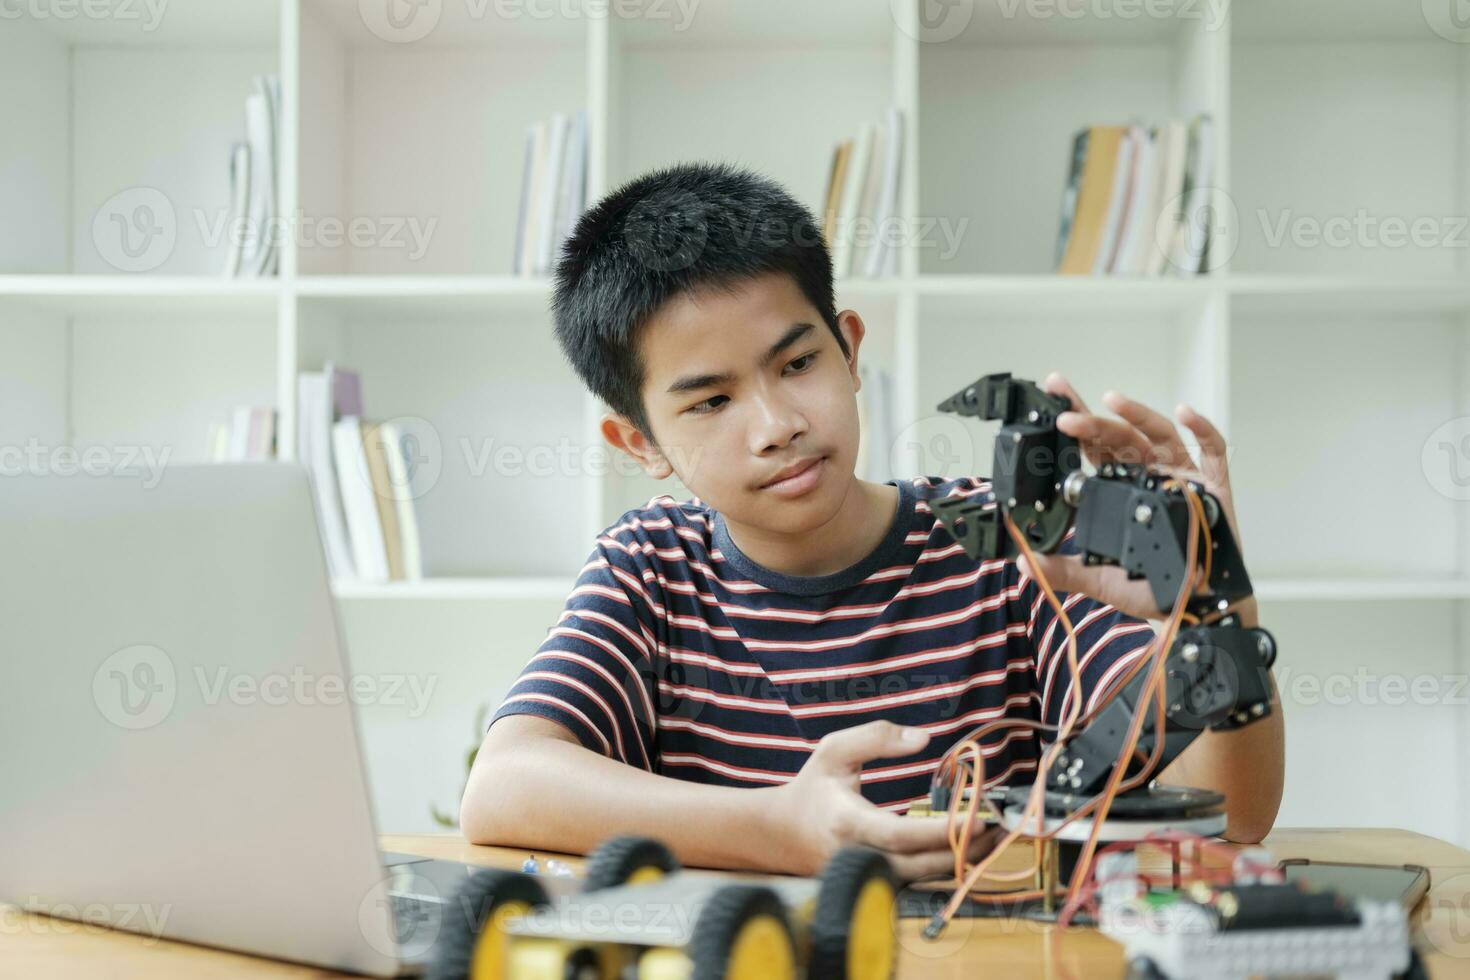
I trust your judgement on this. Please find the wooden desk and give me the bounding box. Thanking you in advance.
[7,828,1470,978]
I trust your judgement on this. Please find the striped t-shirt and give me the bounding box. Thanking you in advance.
[491,475,1156,812]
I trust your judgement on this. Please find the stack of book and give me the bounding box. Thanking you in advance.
[208,407,276,461]
[297,365,424,585]
[821,108,905,280]
[223,74,282,278]
[1054,114,1215,276]
[513,108,589,277]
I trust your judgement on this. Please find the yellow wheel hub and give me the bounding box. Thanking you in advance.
[726,913,796,980]
[627,866,666,885]
[847,879,896,980]
[469,899,529,980]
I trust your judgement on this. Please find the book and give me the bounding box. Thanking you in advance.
[379,421,424,581]
[832,121,875,278]
[362,422,405,581]
[518,121,549,277]
[223,141,250,277]
[1139,121,1188,276]
[1113,126,1161,276]
[553,108,588,267]
[1058,126,1125,275]
[1054,129,1090,269]
[1091,124,1138,274]
[512,124,537,276]
[333,416,390,583]
[240,75,279,278]
[1105,125,1146,276]
[1167,114,1215,275]
[297,371,356,580]
[535,112,569,275]
[823,139,852,248]
[864,108,905,280]
[852,116,888,277]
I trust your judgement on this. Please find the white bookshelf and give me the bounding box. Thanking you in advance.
[3,0,1467,842]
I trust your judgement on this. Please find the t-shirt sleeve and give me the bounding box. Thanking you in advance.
[1008,528,1157,730]
[490,536,663,771]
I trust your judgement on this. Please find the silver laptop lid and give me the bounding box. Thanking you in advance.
[0,464,401,977]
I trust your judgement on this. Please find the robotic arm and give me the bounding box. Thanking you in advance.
[928,372,1277,801]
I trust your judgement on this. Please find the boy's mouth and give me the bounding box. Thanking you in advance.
[758,455,827,497]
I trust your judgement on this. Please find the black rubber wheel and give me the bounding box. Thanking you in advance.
[1125,956,1168,980]
[582,835,680,891]
[809,846,898,980]
[427,868,549,980]
[688,884,797,980]
[1395,949,1429,980]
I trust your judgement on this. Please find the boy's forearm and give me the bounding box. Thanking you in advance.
[1159,672,1285,843]
[460,722,798,872]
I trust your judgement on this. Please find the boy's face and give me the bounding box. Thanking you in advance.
[604,271,867,536]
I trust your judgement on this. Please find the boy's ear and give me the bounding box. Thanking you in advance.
[837,308,867,389]
[600,412,674,479]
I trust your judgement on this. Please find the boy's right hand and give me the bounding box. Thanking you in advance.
[768,720,1001,880]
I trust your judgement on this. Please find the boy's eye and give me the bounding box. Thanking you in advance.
[686,394,729,415]
[785,352,817,374]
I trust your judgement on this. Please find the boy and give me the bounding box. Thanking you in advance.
[460,163,1283,878]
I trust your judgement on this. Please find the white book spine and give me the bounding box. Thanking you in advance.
[535,113,569,275]
[864,107,904,280]
[379,422,424,581]
[332,417,390,583]
[832,121,875,279]
[1092,126,1138,275]
[300,373,356,580]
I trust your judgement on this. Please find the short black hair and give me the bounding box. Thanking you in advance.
[551,161,849,436]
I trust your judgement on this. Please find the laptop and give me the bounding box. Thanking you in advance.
[0,464,480,976]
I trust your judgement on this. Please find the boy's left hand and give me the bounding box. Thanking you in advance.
[1015,372,1258,629]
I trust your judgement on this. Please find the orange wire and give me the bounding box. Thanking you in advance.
[932,480,1215,928]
